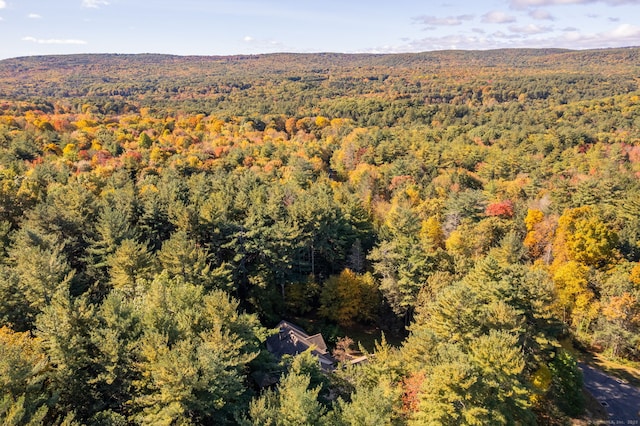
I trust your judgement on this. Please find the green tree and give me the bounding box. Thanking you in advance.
[22,180,97,282]
[0,327,49,425]
[369,239,434,322]
[5,228,74,329]
[130,274,265,424]
[334,380,400,426]
[549,350,584,417]
[0,220,11,259]
[157,230,232,290]
[369,197,451,323]
[410,352,481,425]
[138,132,153,149]
[422,282,493,344]
[467,331,533,425]
[85,206,137,286]
[344,334,404,391]
[0,169,36,228]
[35,287,96,420]
[106,239,154,292]
[410,332,533,425]
[245,371,327,426]
[138,194,175,252]
[90,291,141,419]
[288,181,354,278]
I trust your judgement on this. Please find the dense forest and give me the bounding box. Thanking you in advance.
[0,47,639,425]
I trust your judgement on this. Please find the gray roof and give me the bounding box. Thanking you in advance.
[266,320,335,369]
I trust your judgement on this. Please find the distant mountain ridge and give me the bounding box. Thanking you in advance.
[2,46,638,79]
[1,47,637,117]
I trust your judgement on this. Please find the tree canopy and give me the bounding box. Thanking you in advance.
[1,48,639,424]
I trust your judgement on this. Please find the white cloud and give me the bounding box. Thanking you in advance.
[368,22,640,53]
[491,30,527,40]
[28,13,42,19]
[413,14,474,27]
[82,0,109,8]
[529,9,555,20]
[241,35,285,51]
[607,23,640,38]
[509,23,554,33]
[400,34,498,51]
[0,1,6,9]
[22,36,88,45]
[512,0,583,5]
[511,0,640,8]
[481,11,517,23]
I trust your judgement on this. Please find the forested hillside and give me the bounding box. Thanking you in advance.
[1,48,639,425]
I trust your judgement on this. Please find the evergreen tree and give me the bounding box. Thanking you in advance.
[130,274,265,424]
[85,206,137,286]
[35,287,97,420]
[138,195,175,252]
[90,291,141,419]
[334,380,400,426]
[0,327,49,425]
[245,370,328,426]
[6,228,74,329]
[106,239,154,292]
[157,230,228,290]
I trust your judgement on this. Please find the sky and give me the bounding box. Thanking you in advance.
[0,0,639,59]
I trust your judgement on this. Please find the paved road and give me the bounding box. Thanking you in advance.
[580,362,640,424]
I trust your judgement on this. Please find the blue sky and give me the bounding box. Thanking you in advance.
[0,0,639,59]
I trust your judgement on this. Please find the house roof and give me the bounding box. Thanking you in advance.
[266,320,335,369]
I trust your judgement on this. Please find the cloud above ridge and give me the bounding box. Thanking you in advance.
[510,0,640,8]
[413,14,474,27]
[82,0,109,8]
[22,36,88,45]
[482,11,518,23]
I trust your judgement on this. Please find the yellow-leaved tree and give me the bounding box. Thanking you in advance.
[552,261,599,332]
[319,269,380,326]
[553,206,618,269]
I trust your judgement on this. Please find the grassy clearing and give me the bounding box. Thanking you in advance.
[288,315,406,353]
[337,323,406,352]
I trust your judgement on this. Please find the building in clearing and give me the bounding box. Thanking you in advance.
[266,320,335,371]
